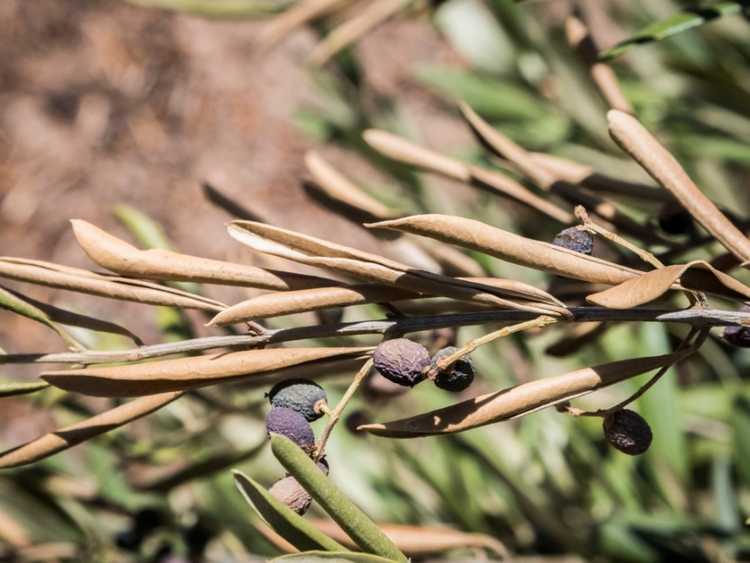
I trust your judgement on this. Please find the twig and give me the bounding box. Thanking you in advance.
[315,358,373,460]
[429,315,558,377]
[575,205,663,269]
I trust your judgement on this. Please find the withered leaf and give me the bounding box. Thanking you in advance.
[227,221,567,316]
[586,261,750,308]
[0,257,224,311]
[367,214,642,285]
[0,391,182,468]
[42,347,372,397]
[608,110,750,263]
[72,220,339,290]
[359,353,684,437]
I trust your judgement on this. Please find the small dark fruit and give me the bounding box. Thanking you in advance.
[658,202,693,235]
[723,324,750,347]
[373,338,431,387]
[265,407,315,452]
[431,347,475,392]
[603,409,652,455]
[552,227,593,255]
[269,476,312,515]
[268,378,328,421]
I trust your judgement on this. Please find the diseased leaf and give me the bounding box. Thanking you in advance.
[233,471,346,553]
[608,110,750,263]
[601,2,746,60]
[0,380,50,398]
[209,275,561,325]
[305,152,395,221]
[227,221,567,316]
[309,519,509,558]
[359,353,686,437]
[367,214,642,285]
[272,552,397,562]
[271,434,408,562]
[42,347,372,397]
[0,257,225,311]
[362,129,573,225]
[0,391,182,468]
[586,261,750,308]
[72,220,339,290]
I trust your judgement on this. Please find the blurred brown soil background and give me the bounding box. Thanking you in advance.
[0,1,470,442]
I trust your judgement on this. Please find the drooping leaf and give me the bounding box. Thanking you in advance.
[608,110,750,263]
[72,220,339,290]
[0,391,183,468]
[233,471,346,553]
[586,261,750,308]
[42,347,372,397]
[601,2,747,61]
[359,352,687,437]
[271,434,408,562]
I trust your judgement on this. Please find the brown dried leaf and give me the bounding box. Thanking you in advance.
[358,353,683,437]
[227,221,568,316]
[0,258,224,311]
[42,347,372,397]
[309,519,509,558]
[608,110,750,262]
[0,392,183,468]
[305,152,395,220]
[586,261,750,308]
[367,214,642,285]
[210,285,417,325]
[411,237,485,277]
[71,220,338,290]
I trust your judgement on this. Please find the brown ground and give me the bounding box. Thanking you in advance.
[0,0,469,442]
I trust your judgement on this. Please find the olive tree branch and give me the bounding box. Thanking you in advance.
[0,306,744,366]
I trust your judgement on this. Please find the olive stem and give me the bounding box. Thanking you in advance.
[314,358,373,461]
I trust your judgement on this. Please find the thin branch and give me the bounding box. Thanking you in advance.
[0,307,746,366]
[315,358,373,460]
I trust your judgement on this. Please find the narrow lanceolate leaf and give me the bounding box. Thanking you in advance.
[42,347,372,397]
[2,286,142,344]
[0,380,50,398]
[608,110,750,263]
[309,519,509,558]
[367,214,642,285]
[359,353,686,437]
[0,257,224,311]
[305,152,394,221]
[210,275,563,325]
[586,261,750,308]
[210,285,417,324]
[71,220,339,290]
[227,221,567,316]
[271,435,408,563]
[601,2,746,60]
[233,471,346,553]
[0,391,182,468]
[362,129,573,225]
[0,285,83,350]
[272,552,396,562]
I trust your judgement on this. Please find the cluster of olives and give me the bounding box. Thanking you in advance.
[372,338,475,392]
[264,379,329,515]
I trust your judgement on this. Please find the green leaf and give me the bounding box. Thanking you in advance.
[415,66,548,120]
[272,552,398,562]
[270,435,408,563]
[0,379,50,398]
[601,2,747,61]
[732,394,750,487]
[0,285,83,351]
[233,471,346,553]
